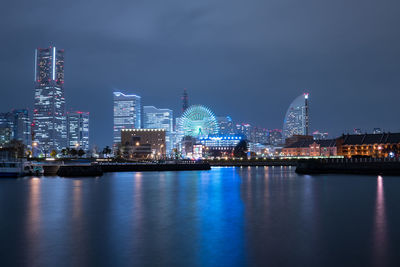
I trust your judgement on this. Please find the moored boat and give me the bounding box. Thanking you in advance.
[0,162,25,177]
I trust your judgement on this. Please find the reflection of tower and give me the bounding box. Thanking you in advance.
[305,93,309,136]
[182,88,189,113]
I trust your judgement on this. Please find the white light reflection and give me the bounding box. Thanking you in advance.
[373,175,388,266]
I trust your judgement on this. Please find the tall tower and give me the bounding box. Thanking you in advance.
[304,93,309,136]
[113,92,141,145]
[33,46,66,154]
[282,93,310,141]
[182,88,188,113]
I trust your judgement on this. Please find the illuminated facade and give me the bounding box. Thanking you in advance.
[67,111,89,151]
[269,129,283,146]
[337,133,400,158]
[33,46,66,152]
[178,105,219,138]
[199,135,243,151]
[143,106,173,153]
[113,92,141,145]
[283,94,309,141]
[217,116,235,135]
[282,139,337,157]
[235,123,252,140]
[121,129,166,158]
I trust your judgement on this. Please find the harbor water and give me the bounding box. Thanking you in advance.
[0,166,399,266]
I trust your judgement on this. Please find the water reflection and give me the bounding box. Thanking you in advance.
[373,176,388,266]
[25,178,42,266]
[1,169,399,266]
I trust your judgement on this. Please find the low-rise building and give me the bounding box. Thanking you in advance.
[121,129,166,158]
[282,139,337,157]
[337,133,400,158]
[199,135,243,157]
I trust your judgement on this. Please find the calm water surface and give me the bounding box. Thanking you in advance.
[0,166,400,266]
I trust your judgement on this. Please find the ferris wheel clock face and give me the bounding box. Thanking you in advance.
[180,105,219,137]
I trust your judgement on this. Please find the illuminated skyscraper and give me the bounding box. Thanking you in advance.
[113,92,141,145]
[33,46,66,153]
[67,111,89,151]
[143,106,173,153]
[283,93,309,140]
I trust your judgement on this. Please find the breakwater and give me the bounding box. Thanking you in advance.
[97,161,211,172]
[296,158,400,175]
[57,165,103,177]
[209,159,297,167]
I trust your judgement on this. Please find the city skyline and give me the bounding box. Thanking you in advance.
[1,0,400,148]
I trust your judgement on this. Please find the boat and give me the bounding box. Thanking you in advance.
[0,161,44,177]
[0,161,25,177]
[23,163,44,176]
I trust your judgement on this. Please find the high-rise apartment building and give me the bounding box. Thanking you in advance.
[113,92,141,145]
[282,93,309,141]
[67,111,89,151]
[33,46,66,153]
[143,106,173,153]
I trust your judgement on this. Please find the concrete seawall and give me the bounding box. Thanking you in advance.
[98,162,211,172]
[57,165,103,177]
[209,160,297,167]
[296,158,400,175]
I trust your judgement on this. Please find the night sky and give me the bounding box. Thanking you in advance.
[1,0,399,148]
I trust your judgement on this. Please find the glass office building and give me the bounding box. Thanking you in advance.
[33,46,67,153]
[67,111,89,151]
[143,106,173,153]
[113,92,141,145]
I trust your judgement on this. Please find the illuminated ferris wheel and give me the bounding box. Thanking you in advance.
[180,105,219,137]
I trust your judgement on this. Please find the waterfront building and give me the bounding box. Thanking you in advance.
[283,93,309,141]
[269,129,283,145]
[313,130,329,140]
[143,106,173,153]
[67,111,89,151]
[199,135,243,157]
[217,116,235,135]
[33,46,67,153]
[113,92,141,145]
[282,139,337,157]
[120,129,166,158]
[337,133,400,158]
[178,105,219,138]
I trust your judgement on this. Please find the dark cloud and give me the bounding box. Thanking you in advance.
[1,0,400,147]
